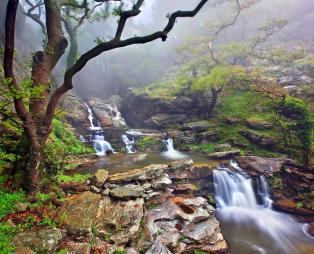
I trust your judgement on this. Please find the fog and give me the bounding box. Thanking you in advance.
[17,0,314,99]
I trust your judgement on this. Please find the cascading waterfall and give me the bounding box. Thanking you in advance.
[83,103,114,156]
[122,134,135,153]
[84,103,101,130]
[163,138,174,151]
[214,162,314,254]
[93,133,114,156]
[162,138,188,159]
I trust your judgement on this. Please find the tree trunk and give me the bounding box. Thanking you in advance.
[24,147,42,193]
[207,88,220,118]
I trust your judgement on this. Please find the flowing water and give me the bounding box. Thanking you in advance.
[214,162,314,254]
[84,103,114,155]
[121,134,135,153]
[162,138,188,160]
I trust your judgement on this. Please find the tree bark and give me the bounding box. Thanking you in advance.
[25,147,42,193]
[303,147,310,169]
[208,87,220,118]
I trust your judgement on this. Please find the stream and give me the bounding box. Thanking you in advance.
[214,162,314,254]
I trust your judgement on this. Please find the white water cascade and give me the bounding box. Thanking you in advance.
[122,134,135,153]
[84,103,101,130]
[83,103,114,156]
[214,162,314,254]
[162,138,188,160]
[93,133,114,156]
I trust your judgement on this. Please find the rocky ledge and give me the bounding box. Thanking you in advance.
[14,160,226,254]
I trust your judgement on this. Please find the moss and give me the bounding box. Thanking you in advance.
[0,222,20,254]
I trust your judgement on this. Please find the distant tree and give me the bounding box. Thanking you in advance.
[192,65,246,117]
[3,0,208,192]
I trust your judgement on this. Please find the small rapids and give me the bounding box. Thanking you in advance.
[213,162,314,254]
[121,134,135,153]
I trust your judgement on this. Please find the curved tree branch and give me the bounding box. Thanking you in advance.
[45,0,209,123]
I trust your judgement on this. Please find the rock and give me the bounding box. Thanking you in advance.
[14,246,34,254]
[197,130,220,142]
[96,198,144,245]
[59,191,102,234]
[145,196,226,253]
[61,241,91,254]
[174,183,197,193]
[88,97,127,128]
[60,192,144,245]
[214,143,232,152]
[182,121,212,132]
[151,174,172,190]
[146,113,188,128]
[108,164,168,183]
[101,189,110,196]
[224,116,241,124]
[90,185,101,193]
[273,198,314,216]
[90,169,109,187]
[146,242,172,254]
[120,90,202,128]
[110,184,145,199]
[245,119,273,130]
[208,150,241,159]
[13,228,62,253]
[240,130,278,147]
[237,156,292,176]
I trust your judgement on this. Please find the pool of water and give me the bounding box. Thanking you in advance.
[76,151,217,175]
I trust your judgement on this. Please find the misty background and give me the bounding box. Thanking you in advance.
[3,0,314,99]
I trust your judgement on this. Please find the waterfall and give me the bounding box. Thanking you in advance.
[83,103,114,156]
[93,133,114,156]
[213,162,314,254]
[84,103,101,130]
[161,138,187,160]
[122,134,135,153]
[163,138,174,151]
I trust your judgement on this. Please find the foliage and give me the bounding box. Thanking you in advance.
[0,222,19,254]
[136,136,159,151]
[270,175,283,190]
[186,143,215,153]
[0,189,26,219]
[192,65,247,92]
[57,173,91,183]
[44,119,93,175]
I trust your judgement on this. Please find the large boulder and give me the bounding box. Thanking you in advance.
[237,156,292,176]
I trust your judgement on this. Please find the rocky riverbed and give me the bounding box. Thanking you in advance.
[13,156,314,253]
